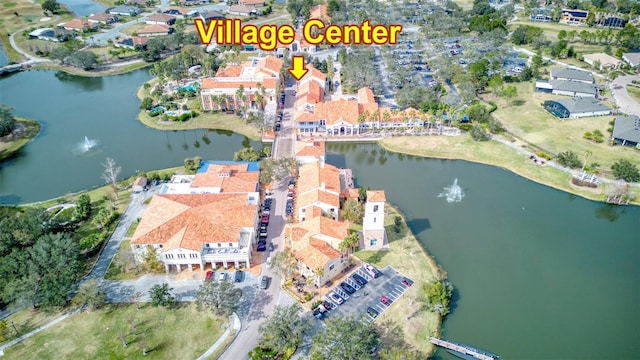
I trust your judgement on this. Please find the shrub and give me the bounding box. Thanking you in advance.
[536,151,552,160]
[556,150,581,168]
[303,292,314,302]
[311,300,322,310]
[469,124,490,141]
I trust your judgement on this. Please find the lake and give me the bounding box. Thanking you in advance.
[0,68,638,359]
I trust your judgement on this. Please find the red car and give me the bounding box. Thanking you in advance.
[381,295,392,306]
[261,214,269,223]
[204,270,213,282]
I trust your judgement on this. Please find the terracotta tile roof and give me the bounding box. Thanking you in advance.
[215,65,243,77]
[301,63,327,83]
[64,18,95,29]
[298,189,340,209]
[288,216,348,270]
[147,13,176,22]
[131,194,257,251]
[116,35,149,46]
[366,190,386,202]
[293,32,314,48]
[138,24,170,34]
[239,0,264,5]
[319,99,360,126]
[297,161,341,195]
[201,77,278,91]
[358,87,375,103]
[167,6,189,14]
[309,4,331,22]
[255,55,283,76]
[294,139,325,158]
[297,81,324,104]
[340,188,360,199]
[191,163,259,192]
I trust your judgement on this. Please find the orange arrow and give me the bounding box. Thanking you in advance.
[288,55,308,81]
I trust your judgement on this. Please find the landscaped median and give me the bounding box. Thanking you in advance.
[136,81,262,141]
[355,204,446,356]
[1,303,226,359]
[378,135,640,205]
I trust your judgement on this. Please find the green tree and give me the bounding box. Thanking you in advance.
[74,194,91,221]
[140,97,153,111]
[49,47,71,64]
[71,278,107,310]
[270,247,296,280]
[184,156,202,174]
[611,159,640,182]
[256,304,313,358]
[41,0,60,13]
[503,84,518,103]
[424,280,454,316]
[469,124,490,141]
[259,159,275,184]
[487,74,504,96]
[149,283,174,308]
[142,245,164,272]
[341,198,363,224]
[196,280,242,316]
[0,105,17,137]
[233,147,261,161]
[310,317,381,360]
[339,232,360,254]
[68,51,98,70]
[393,215,402,233]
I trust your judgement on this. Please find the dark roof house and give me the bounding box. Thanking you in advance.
[200,10,224,21]
[550,67,594,84]
[107,5,141,16]
[544,97,611,119]
[612,115,640,146]
[548,79,599,97]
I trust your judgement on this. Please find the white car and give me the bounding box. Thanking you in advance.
[329,292,344,305]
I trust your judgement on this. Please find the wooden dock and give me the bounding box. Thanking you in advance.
[428,337,498,360]
[0,64,23,76]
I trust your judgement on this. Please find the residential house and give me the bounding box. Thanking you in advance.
[114,35,149,49]
[130,161,261,272]
[612,115,640,147]
[163,7,191,19]
[543,97,611,119]
[601,16,626,28]
[239,0,265,5]
[199,10,225,21]
[126,0,150,7]
[138,24,173,37]
[61,19,98,32]
[550,67,594,84]
[622,52,640,69]
[296,161,341,221]
[28,28,74,42]
[294,139,326,164]
[179,0,209,6]
[229,4,258,16]
[295,80,325,108]
[132,177,148,192]
[146,14,177,26]
[200,55,283,113]
[561,9,589,24]
[361,190,388,251]
[583,53,623,70]
[535,79,599,97]
[309,4,331,23]
[299,63,327,91]
[88,13,118,25]
[107,5,141,16]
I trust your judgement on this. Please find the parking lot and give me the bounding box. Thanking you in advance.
[321,265,414,323]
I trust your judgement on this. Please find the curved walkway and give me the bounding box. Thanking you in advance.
[610,75,640,117]
[197,313,241,360]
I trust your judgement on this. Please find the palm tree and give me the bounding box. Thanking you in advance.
[235,85,245,114]
[581,150,592,173]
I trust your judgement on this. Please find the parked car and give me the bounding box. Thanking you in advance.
[261,276,269,289]
[268,242,274,251]
[340,282,356,294]
[257,243,266,251]
[204,270,213,282]
[401,277,414,287]
[367,307,380,319]
[364,264,382,278]
[329,292,344,304]
[312,307,325,320]
[234,270,244,283]
[380,295,392,306]
[218,272,227,282]
[266,257,272,266]
[322,301,334,310]
[352,274,367,286]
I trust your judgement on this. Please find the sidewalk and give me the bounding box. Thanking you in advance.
[197,313,241,360]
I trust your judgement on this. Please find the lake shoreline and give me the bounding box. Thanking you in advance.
[0,117,40,161]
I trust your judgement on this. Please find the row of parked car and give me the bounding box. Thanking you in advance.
[204,270,244,283]
[257,195,273,252]
[321,264,383,319]
[285,178,295,216]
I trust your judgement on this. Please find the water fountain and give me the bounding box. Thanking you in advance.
[438,178,465,203]
[81,136,97,152]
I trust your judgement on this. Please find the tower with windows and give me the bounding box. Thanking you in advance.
[362,190,388,250]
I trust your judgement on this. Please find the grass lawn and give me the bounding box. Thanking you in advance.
[0,118,40,161]
[626,85,640,103]
[136,83,262,140]
[489,81,639,179]
[3,303,226,360]
[450,0,474,10]
[355,204,444,356]
[122,22,147,36]
[378,135,640,205]
[31,61,151,77]
[0,0,74,62]
[0,308,66,346]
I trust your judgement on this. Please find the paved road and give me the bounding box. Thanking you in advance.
[609,74,640,117]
